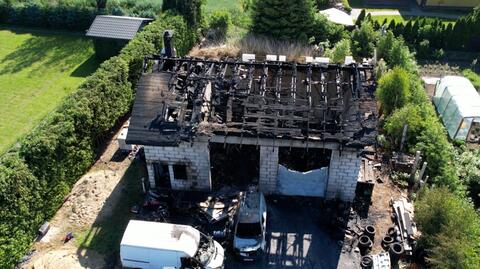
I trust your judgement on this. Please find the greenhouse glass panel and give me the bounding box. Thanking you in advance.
[456,118,473,140]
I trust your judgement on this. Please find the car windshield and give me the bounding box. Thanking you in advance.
[236,222,262,238]
[194,233,216,266]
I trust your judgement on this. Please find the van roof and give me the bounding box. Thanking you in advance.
[121,220,200,257]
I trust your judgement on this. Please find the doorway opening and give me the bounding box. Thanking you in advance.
[209,143,260,190]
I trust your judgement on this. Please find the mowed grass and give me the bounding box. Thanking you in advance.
[204,0,239,13]
[0,26,99,153]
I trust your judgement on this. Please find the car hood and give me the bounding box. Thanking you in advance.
[206,240,224,269]
[233,236,262,250]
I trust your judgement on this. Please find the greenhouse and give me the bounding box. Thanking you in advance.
[433,76,480,142]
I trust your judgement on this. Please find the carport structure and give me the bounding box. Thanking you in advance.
[126,56,377,202]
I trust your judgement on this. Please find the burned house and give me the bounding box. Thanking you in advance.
[126,53,377,202]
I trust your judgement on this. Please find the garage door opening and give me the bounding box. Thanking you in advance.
[279,147,331,171]
[210,143,260,190]
[278,147,331,197]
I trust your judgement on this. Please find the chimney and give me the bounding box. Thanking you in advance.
[163,30,175,58]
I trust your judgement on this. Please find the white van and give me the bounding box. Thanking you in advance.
[120,220,224,269]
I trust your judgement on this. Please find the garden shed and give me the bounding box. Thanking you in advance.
[86,15,152,60]
[433,76,480,141]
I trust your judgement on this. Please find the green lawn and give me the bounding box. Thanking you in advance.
[463,69,480,92]
[204,0,239,13]
[0,26,99,153]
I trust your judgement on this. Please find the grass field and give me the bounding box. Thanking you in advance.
[0,26,99,153]
[204,0,239,13]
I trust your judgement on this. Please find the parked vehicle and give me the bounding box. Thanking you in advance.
[120,220,224,269]
[233,188,267,261]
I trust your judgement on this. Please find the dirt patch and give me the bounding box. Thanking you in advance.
[24,124,134,269]
[369,169,408,253]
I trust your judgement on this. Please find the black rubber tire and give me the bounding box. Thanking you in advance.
[358,235,371,248]
[364,225,376,242]
[358,235,372,255]
[361,255,373,268]
[389,242,405,264]
[382,235,394,249]
[387,226,397,237]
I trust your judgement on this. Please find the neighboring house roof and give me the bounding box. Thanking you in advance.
[86,15,153,40]
[319,8,354,26]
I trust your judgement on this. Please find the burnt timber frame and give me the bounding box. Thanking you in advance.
[129,56,377,149]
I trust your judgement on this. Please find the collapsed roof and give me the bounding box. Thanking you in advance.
[126,56,378,149]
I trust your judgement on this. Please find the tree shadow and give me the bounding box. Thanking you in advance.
[71,55,101,78]
[0,31,97,77]
[76,160,146,268]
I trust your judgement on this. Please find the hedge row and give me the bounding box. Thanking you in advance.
[0,0,164,31]
[375,30,460,190]
[0,14,196,268]
[356,7,480,53]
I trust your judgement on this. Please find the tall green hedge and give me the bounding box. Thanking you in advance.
[356,7,480,53]
[0,1,97,31]
[0,0,166,31]
[0,14,196,268]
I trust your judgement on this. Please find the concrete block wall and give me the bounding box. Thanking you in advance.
[143,142,211,190]
[326,149,361,201]
[259,146,279,193]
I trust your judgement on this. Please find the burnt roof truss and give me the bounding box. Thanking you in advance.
[133,56,378,148]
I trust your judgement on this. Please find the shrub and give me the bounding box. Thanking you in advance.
[384,104,425,150]
[0,14,197,268]
[377,31,417,73]
[355,9,366,26]
[311,13,347,44]
[162,0,203,28]
[0,154,44,268]
[315,0,330,9]
[416,188,480,268]
[376,67,410,116]
[351,21,378,58]
[0,0,166,31]
[251,0,316,42]
[456,149,480,207]
[324,38,351,63]
[208,10,231,40]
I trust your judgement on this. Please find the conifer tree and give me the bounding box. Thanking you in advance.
[251,0,316,42]
[162,0,203,28]
[356,9,366,26]
[387,20,396,31]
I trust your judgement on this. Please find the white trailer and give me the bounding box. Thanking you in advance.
[120,220,224,269]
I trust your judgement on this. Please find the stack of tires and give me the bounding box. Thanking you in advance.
[359,225,375,268]
[381,226,405,265]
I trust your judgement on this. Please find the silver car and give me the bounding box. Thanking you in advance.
[233,189,267,261]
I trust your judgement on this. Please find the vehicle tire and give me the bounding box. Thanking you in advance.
[361,255,373,269]
[381,235,394,250]
[389,242,405,264]
[364,225,376,242]
[387,226,397,237]
[358,235,372,255]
